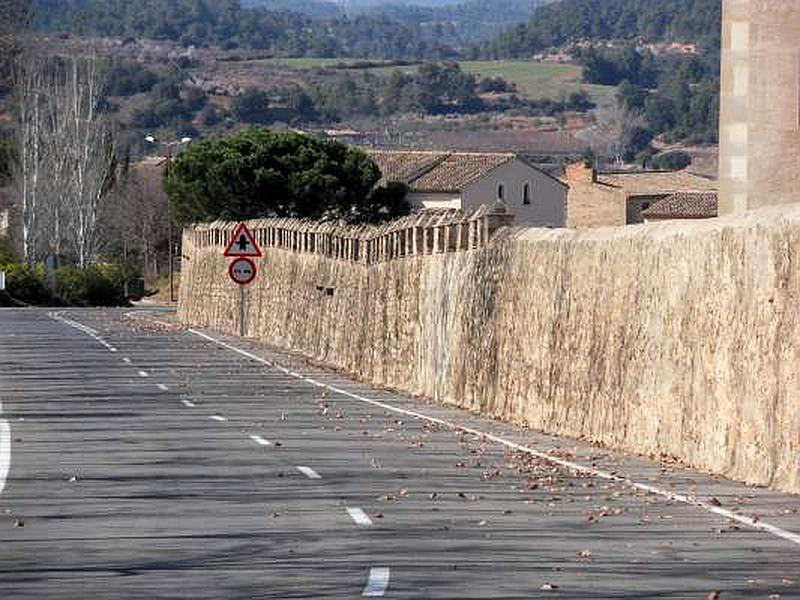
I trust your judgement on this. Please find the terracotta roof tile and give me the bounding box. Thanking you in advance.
[365,149,519,192]
[642,191,719,219]
[365,150,450,188]
[410,152,515,193]
[597,170,716,196]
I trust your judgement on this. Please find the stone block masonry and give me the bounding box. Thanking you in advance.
[179,204,800,493]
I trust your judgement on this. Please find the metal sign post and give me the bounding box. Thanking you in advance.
[239,284,246,338]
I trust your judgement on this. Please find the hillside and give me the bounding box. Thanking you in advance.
[488,0,721,57]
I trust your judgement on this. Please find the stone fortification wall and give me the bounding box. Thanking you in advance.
[179,205,800,493]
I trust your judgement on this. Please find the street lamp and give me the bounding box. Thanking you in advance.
[144,134,192,303]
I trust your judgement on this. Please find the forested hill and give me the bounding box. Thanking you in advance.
[488,0,721,58]
[33,0,550,51]
[30,0,463,58]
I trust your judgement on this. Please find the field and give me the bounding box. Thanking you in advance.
[459,61,612,102]
[253,58,614,102]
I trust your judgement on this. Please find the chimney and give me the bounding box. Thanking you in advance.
[565,161,596,184]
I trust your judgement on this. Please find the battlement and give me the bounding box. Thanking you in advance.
[184,204,515,264]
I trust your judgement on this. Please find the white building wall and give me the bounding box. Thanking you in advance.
[407,193,462,210]
[462,159,567,227]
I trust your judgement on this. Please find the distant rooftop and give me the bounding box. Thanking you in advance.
[642,191,719,220]
[596,170,717,196]
[366,150,540,193]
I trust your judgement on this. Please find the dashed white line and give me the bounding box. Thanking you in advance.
[157,384,169,392]
[189,327,800,548]
[249,434,273,447]
[182,399,196,408]
[138,370,149,378]
[122,357,132,364]
[346,507,373,527]
[210,415,227,422]
[296,466,321,479]
[362,568,390,597]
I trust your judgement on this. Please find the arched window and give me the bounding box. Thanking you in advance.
[523,182,531,205]
[497,183,505,201]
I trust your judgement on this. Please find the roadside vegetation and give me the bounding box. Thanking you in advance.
[165,128,410,224]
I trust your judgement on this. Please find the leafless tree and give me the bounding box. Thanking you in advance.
[61,54,116,267]
[12,50,45,263]
[12,49,116,266]
[101,157,169,279]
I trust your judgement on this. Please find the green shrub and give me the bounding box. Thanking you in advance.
[0,261,51,305]
[651,150,692,171]
[55,265,128,306]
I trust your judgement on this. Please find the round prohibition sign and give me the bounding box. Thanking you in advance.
[228,257,257,285]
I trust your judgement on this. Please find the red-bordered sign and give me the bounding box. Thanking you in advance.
[228,257,257,285]
[224,222,263,258]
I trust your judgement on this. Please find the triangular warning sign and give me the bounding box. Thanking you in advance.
[224,222,263,257]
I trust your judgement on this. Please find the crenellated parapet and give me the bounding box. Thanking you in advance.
[184,203,515,265]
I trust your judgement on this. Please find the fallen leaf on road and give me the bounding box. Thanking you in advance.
[706,590,720,599]
[540,583,557,591]
[577,550,593,559]
[12,518,24,528]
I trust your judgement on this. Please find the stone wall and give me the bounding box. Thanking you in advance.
[179,204,800,493]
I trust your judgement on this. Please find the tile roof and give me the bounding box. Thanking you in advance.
[596,170,716,196]
[641,191,719,219]
[366,150,450,188]
[411,152,516,193]
[366,150,517,193]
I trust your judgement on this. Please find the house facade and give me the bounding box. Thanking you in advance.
[564,162,718,228]
[367,150,568,227]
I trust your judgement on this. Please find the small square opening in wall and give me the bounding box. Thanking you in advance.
[325,288,335,297]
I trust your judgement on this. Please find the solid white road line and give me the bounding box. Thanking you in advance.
[249,434,273,447]
[0,418,9,496]
[188,327,800,548]
[296,466,322,480]
[138,370,149,378]
[157,384,169,392]
[182,399,196,408]
[210,415,227,422]
[346,507,373,527]
[362,568,390,597]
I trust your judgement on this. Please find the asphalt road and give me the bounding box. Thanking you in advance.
[1,307,799,599]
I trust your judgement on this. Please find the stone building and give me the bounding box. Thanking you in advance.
[719,0,800,214]
[564,162,717,228]
[367,150,568,227]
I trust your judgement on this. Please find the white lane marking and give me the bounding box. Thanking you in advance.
[157,384,169,392]
[123,357,132,364]
[189,327,800,548]
[53,314,99,336]
[346,507,373,527]
[210,415,227,422]
[249,434,273,447]
[296,466,321,480]
[182,399,196,408]
[0,419,9,495]
[138,370,149,378]
[362,568,390,597]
